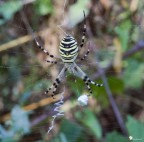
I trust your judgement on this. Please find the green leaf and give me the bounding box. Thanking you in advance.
[108,76,124,94]
[131,26,140,42]
[56,119,84,142]
[0,0,22,25]
[75,108,102,140]
[0,106,30,142]
[123,59,144,89]
[126,116,144,140]
[11,106,30,134]
[106,131,128,142]
[19,91,31,105]
[115,20,132,52]
[67,0,90,28]
[35,0,53,16]
[59,133,68,142]
[91,77,124,107]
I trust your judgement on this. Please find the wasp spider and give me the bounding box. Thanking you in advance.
[35,11,103,99]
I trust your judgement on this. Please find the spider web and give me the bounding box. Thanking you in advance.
[0,0,144,142]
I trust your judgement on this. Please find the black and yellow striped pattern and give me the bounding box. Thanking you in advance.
[59,35,78,63]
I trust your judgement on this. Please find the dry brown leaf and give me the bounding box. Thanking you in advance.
[121,0,129,8]
[100,0,112,10]
[44,31,59,79]
[113,38,122,74]
[130,0,139,12]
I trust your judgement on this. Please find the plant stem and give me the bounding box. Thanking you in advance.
[87,24,128,136]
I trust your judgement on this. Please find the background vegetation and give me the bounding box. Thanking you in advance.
[0,0,144,141]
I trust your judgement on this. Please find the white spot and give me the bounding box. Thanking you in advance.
[129,136,133,140]
[44,49,47,53]
[96,83,103,86]
[36,41,39,46]
[99,84,103,86]
[78,95,88,106]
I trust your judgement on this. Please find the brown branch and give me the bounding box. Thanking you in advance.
[0,93,62,123]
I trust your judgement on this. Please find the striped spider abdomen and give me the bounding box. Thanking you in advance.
[59,35,78,63]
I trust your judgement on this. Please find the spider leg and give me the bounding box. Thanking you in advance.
[83,78,93,96]
[45,67,67,99]
[79,11,86,51]
[35,39,57,60]
[45,59,57,64]
[80,48,90,61]
[78,11,89,61]
[73,62,103,95]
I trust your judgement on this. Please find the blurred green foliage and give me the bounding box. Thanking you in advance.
[106,131,127,142]
[0,0,144,141]
[123,59,144,89]
[0,0,53,25]
[0,106,30,142]
[34,0,53,16]
[0,0,22,25]
[75,108,102,140]
[126,115,144,139]
[67,0,90,28]
[51,119,86,142]
[115,19,132,52]
[105,115,144,142]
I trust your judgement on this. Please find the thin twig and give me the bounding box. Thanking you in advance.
[0,34,32,52]
[0,30,47,52]
[92,39,144,79]
[0,94,62,122]
[123,40,144,59]
[87,24,128,136]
